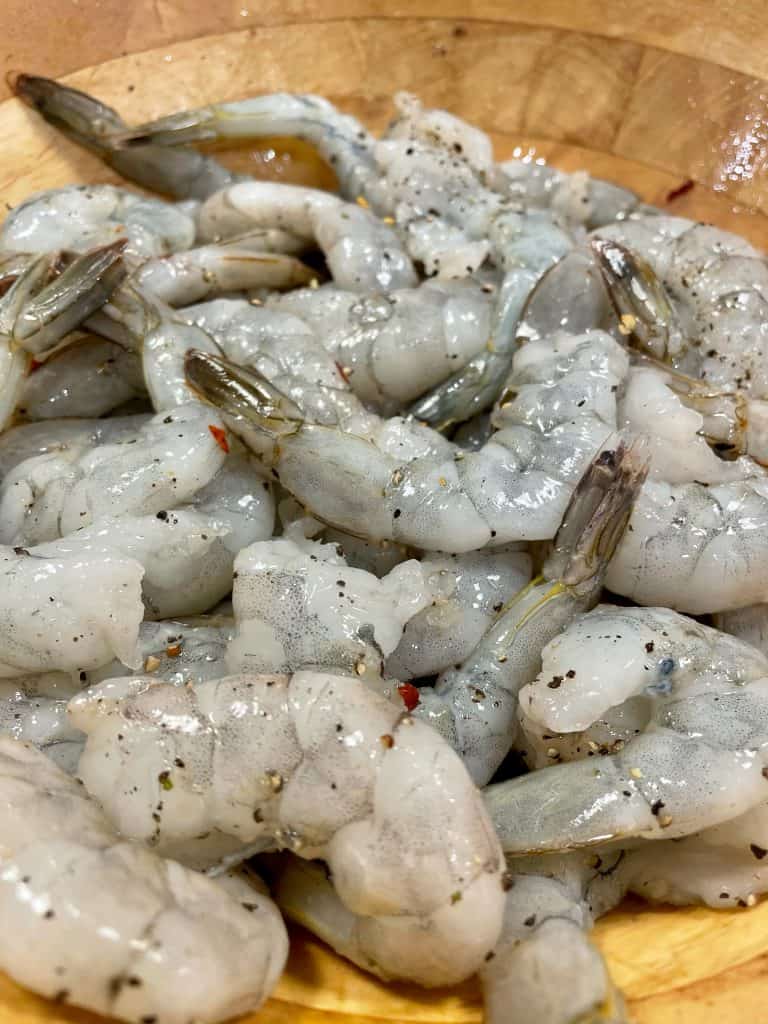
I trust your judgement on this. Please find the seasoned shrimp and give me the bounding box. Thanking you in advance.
[0,677,83,772]
[184,328,628,552]
[412,439,648,784]
[620,800,768,910]
[0,413,149,478]
[0,245,127,427]
[269,847,626,1024]
[70,669,505,985]
[0,544,143,677]
[0,402,226,543]
[14,74,251,201]
[480,852,627,1024]
[133,236,316,307]
[0,738,287,1024]
[269,277,493,411]
[1,185,195,263]
[386,547,532,682]
[488,606,768,853]
[196,182,417,292]
[225,534,431,679]
[112,93,386,209]
[181,298,369,429]
[18,337,145,420]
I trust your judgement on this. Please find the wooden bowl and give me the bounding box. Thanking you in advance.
[2,3,768,1022]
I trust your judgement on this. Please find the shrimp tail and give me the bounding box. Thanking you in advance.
[4,241,127,356]
[545,435,650,595]
[590,237,686,361]
[13,73,124,154]
[185,349,303,436]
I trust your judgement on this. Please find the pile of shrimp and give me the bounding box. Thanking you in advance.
[0,71,767,1024]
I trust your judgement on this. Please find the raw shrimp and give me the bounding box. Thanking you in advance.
[0,184,195,262]
[196,182,417,292]
[0,676,83,772]
[70,669,505,984]
[0,402,226,543]
[112,93,386,209]
[386,547,532,681]
[184,328,629,552]
[133,236,316,306]
[408,213,574,430]
[498,158,641,229]
[0,413,149,478]
[269,277,494,411]
[14,74,251,201]
[0,543,143,677]
[18,337,145,420]
[181,298,368,429]
[90,619,235,687]
[268,848,627,1024]
[620,800,768,910]
[412,439,648,785]
[0,245,127,427]
[0,738,287,1023]
[225,534,432,679]
[487,605,768,853]
[480,852,627,1024]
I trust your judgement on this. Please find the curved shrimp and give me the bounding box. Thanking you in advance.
[0,543,143,677]
[0,413,149,478]
[411,439,648,785]
[184,328,628,552]
[487,605,768,853]
[18,337,145,420]
[0,244,127,426]
[112,93,386,209]
[0,402,226,543]
[1,185,195,264]
[196,182,417,293]
[14,73,251,201]
[269,277,494,412]
[386,546,532,681]
[0,738,287,1023]
[69,669,505,985]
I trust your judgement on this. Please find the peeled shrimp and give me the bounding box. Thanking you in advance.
[269,277,493,411]
[488,605,768,853]
[0,544,143,677]
[225,534,431,678]
[196,182,417,293]
[0,738,287,1023]
[70,669,505,985]
[0,402,226,543]
[0,185,195,262]
[412,439,647,784]
[184,328,628,552]
[386,547,532,681]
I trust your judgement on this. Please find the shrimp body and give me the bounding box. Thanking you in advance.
[270,278,493,411]
[226,535,432,678]
[490,606,768,853]
[70,669,505,985]
[0,738,287,1024]
[1,185,195,262]
[0,402,226,543]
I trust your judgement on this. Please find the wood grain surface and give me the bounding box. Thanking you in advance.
[1,6,768,1022]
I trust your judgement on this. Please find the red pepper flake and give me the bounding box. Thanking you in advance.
[29,359,43,374]
[397,682,420,712]
[666,178,694,202]
[335,361,351,384]
[208,425,229,453]
[165,643,182,658]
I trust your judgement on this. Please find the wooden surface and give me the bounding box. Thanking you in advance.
[2,5,768,1022]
